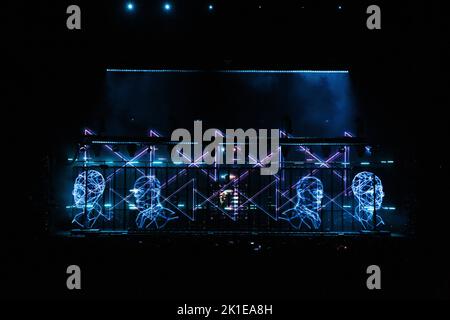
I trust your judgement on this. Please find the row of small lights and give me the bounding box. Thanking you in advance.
[125,2,343,13]
[126,2,213,12]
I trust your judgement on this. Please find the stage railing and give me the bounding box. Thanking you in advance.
[66,162,397,234]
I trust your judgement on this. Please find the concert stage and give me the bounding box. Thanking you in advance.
[57,128,407,237]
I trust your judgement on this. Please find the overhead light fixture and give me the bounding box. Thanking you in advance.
[163,3,172,11]
[126,2,134,11]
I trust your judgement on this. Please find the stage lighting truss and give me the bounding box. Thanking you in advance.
[132,175,178,229]
[69,128,387,230]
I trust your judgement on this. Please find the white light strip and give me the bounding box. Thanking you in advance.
[106,68,349,74]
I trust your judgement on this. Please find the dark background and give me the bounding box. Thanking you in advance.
[4,0,449,302]
[102,71,356,137]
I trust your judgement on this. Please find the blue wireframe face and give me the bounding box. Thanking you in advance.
[133,175,161,211]
[297,176,324,210]
[72,170,105,208]
[279,176,324,229]
[352,171,384,212]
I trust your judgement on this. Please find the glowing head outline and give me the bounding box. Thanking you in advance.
[280,176,324,229]
[133,175,162,211]
[351,171,384,212]
[72,170,105,208]
[296,176,324,210]
[132,175,177,229]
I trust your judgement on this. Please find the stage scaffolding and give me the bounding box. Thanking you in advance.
[63,134,402,235]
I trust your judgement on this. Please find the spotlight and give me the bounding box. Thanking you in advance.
[338,5,342,10]
[163,2,172,11]
[208,4,214,11]
[126,2,134,11]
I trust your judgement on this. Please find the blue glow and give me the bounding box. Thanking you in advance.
[126,2,134,11]
[71,170,107,228]
[106,69,349,74]
[164,3,171,11]
[361,162,370,165]
[351,171,385,228]
[208,4,213,11]
[133,176,178,228]
[279,176,324,229]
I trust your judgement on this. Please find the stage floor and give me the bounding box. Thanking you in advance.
[59,229,406,238]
